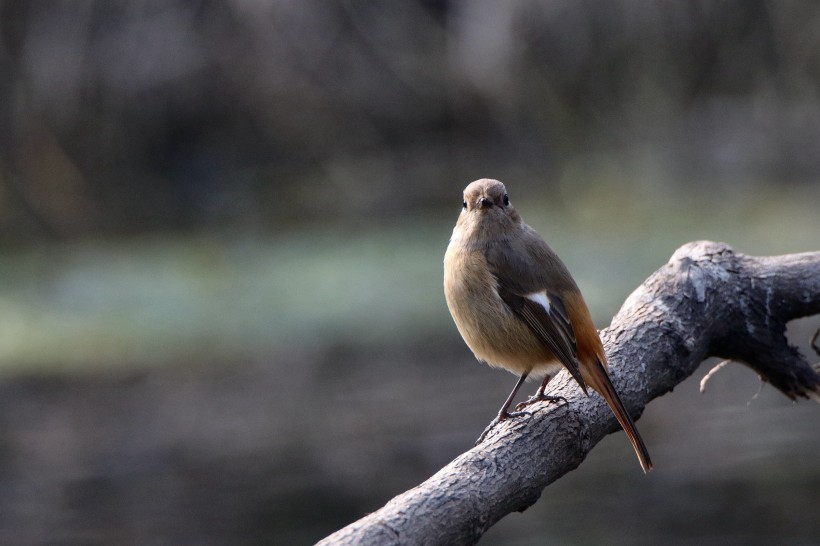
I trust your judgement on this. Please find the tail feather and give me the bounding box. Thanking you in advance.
[584,360,653,473]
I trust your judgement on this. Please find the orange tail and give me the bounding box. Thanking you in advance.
[584,360,653,473]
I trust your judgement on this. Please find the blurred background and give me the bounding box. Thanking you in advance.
[1,1,819,544]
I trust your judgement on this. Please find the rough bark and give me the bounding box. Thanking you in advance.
[318,241,820,546]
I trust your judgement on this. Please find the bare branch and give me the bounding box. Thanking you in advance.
[319,241,820,546]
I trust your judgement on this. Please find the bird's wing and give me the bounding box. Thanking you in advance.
[496,285,588,393]
[485,230,589,391]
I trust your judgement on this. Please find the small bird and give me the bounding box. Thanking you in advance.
[444,178,652,473]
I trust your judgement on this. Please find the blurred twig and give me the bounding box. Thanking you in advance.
[699,359,732,393]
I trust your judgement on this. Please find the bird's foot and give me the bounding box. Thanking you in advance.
[514,393,567,412]
[475,410,531,445]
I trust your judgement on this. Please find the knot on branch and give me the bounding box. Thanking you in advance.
[667,241,820,401]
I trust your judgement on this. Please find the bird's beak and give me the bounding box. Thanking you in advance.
[478,196,494,209]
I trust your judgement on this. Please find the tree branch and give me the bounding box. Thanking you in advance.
[318,241,820,546]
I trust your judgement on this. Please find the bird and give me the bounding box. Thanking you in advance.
[443,178,652,473]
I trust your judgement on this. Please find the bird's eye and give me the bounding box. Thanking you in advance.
[503,194,509,206]
[462,200,467,209]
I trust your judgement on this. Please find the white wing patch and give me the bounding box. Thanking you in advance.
[524,291,551,314]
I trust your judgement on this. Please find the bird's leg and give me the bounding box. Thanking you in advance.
[514,374,567,411]
[475,371,531,445]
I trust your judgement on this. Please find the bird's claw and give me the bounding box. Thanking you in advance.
[514,393,567,412]
[474,410,532,445]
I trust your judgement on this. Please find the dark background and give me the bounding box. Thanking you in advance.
[0,1,819,544]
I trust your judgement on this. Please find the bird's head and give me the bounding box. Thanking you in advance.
[456,179,522,241]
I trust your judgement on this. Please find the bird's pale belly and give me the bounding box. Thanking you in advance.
[446,274,562,378]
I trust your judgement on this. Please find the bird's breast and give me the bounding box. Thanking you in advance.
[444,243,559,376]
